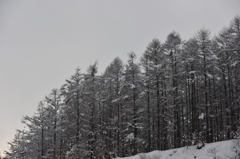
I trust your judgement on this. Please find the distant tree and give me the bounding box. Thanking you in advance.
[164,31,183,148]
[123,52,144,156]
[103,57,124,157]
[195,28,213,143]
[84,62,98,159]
[5,15,240,159]
[182,38,199,145]
[60,68,85,158]
[140,53,152,152]
[21,102,48,158]
[44,89,62,159]
[141,38,168,150]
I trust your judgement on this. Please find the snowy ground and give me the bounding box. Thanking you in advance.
[116,140,240,159]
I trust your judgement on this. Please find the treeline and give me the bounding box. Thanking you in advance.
[5,16,240,159]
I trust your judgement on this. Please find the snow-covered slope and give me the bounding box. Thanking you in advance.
[116,140,240,159]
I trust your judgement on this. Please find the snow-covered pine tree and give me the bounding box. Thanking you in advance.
[84,62,99,159]
[60,68,85,158]
[141,38,168,150]
[44,89,62,159]
[122,52,144,156]
[164,31,183,148]
[103,57,125,157]
[182,38,200,146]
[195,28,213,143]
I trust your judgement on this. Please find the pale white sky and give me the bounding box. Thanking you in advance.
[0,0,239,155]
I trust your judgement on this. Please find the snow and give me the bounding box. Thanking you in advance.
[115,140,240,159]
[189,71,196,74]
[119,76,126,82]
[207,73,213,79]
[231,61,238,67]
[154,64,162,69]
[130,84,136,89]
[198,113,204,120]
[209,52,219,60]
[125,133,135,142]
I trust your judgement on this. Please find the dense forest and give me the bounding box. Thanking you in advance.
[4,15,240,159]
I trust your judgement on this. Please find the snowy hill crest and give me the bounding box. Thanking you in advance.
[116,140,240,159]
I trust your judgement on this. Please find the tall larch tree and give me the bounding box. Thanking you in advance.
[164,31,182,148]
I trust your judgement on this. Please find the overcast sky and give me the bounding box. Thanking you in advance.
[0,0,239,155]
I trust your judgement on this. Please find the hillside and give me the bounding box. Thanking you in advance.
[116,140,240,159]
[4,15,240,158]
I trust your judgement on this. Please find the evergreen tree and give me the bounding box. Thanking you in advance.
[195,28,213,143]
[60,68,84,158]
[103,57,124,157]
[5,15,240,158]
[164,31,183,148]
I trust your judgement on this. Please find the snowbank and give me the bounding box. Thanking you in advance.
[116,140,240,159]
